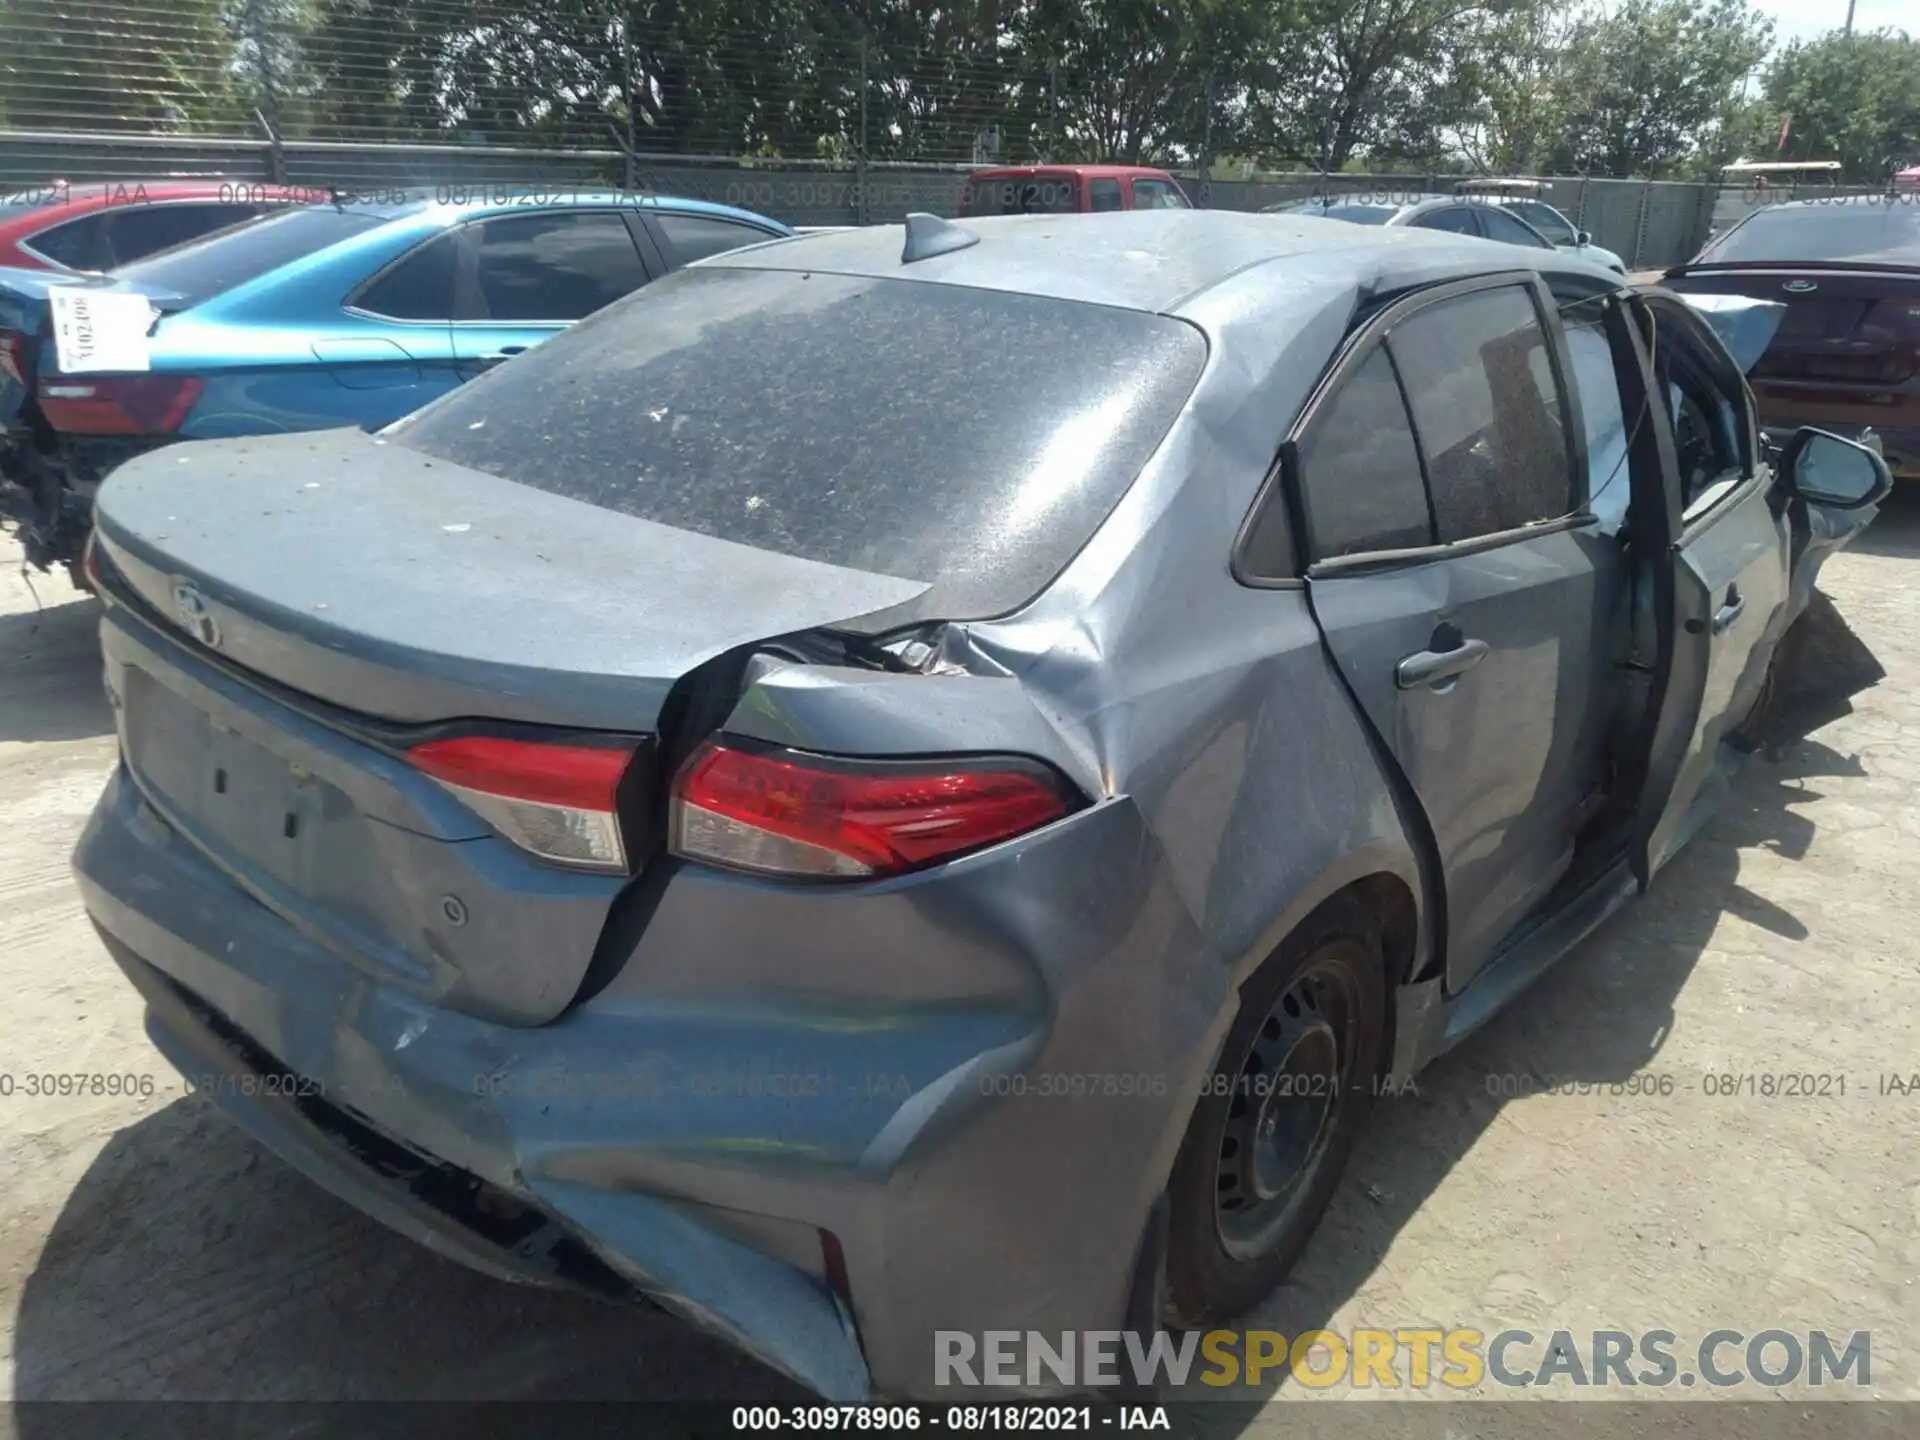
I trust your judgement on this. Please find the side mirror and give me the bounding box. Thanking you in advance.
[1575,229,1593,246]
[1782,427,1893,510]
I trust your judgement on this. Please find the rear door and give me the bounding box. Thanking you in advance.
[449,209,656,379]
[1629,292,1793,883]
[1297,274,1623,990]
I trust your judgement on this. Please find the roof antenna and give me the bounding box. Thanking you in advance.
[901,212,979,264]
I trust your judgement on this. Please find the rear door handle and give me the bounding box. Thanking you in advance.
[477,346,528,364]
[1711,586,1745,635]
[1396,638,1490,690]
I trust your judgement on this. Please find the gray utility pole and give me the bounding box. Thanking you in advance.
[1845,0,1856,36]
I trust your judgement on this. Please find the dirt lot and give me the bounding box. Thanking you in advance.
[2,492,1918,1425]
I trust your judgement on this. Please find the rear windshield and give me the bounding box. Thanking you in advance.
[388,265,1207,623]
[1282,200,1398,223]
[959,175,1081,216]
[111,205,394,302]
[1697,201,1920,266]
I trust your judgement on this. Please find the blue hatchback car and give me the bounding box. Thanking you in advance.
[0,190,791,572]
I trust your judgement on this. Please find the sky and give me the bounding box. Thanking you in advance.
[1753,0,1912,47]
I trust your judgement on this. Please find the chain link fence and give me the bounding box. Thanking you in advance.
[0,0,1722,263]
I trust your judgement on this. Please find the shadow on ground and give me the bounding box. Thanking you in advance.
[0,591,112,745]
[10,1091,810,1414]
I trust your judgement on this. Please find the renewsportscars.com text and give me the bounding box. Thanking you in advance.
[935,1327,1871,1390]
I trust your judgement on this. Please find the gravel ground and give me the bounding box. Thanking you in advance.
[1,489,1917,1427]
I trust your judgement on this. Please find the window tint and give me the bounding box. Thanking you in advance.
[1295,347,1432,559]
[104,203,257,265]
[1131,179,1189,210]
[354,232,459,319]
[1562,310,1632,533]
[113,206,395,305]
[470,211,647,321]
[1412,206,1482,236]
[24,213,110,269]
[389,267,1205,623]
[1512,201,1576,245]
[1390,285,1574,543]
[652,211,778,267]
[1479,208,1550,249]
[1089,178,1123,213]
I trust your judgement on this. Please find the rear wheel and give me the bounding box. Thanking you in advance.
[1164,902,1387,1327]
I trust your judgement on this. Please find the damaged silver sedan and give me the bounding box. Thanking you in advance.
[71,209,1887,1401]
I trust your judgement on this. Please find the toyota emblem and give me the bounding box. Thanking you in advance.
[1782,279,1819,294]
[171,580,221,649]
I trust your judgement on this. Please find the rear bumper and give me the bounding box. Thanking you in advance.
[75,758,1226,1400]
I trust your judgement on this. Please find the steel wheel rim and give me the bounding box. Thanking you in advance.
[1213,953,1361,1260]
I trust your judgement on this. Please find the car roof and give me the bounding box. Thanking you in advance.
[967,164,1178,180]
[710,208,1598,318]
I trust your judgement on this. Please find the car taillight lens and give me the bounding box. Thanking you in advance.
[669,739,1081,880]
[38,374,203,434]
[81,529,103,592]
[406,734,640,872]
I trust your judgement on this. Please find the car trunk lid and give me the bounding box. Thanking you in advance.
[94,427,929,732]
[0,265,189,427]
[91,427,930,1024]
[1664,265,1920,388]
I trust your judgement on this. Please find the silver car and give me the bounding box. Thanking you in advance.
[1269,192,1628,272]
[73,209,1887,1401]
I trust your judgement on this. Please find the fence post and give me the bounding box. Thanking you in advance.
[1194,65,1216,208]
[1631,180,1653,268]
[855,32,870,226]
[255,108,285,184]
[621,13,638,192]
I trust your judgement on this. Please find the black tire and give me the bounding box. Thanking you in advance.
[1163,899,1387,1328]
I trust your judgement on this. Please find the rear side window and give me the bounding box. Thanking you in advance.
[1089,178,1123,213]
[1131,179,1189,210]
[1292,347,1432,560]
[1412,207,1481,236]
[388,266,1206,622]
[1561,309,1632,533]
[959,176,1079,216]
[468,211,647,321]
[1478,208,1549,249]
[104,203,258,265]
[23,213,110,269]
[353,232,459,320]
[113,206,393,304]
[1391,285,1575,543]
[652,212,777,266]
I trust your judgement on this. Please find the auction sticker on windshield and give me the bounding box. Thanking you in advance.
[49,287,154,373]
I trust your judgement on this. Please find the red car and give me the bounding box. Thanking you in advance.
[1660,195,1920,479]
[957,164,1192,217]
[0,179,269,273]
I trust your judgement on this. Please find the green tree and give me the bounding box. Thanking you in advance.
[0,0,241,132]
[1757,29,1920,179]
[1547,0,1773,176]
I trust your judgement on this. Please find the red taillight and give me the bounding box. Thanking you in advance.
[669,739,1079,880]
[81,530,103,592]
[407,734,639,872]
[38,374,203,434]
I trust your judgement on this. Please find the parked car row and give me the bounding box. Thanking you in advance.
[60,190,1892,1404]
[0,188,793,575]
